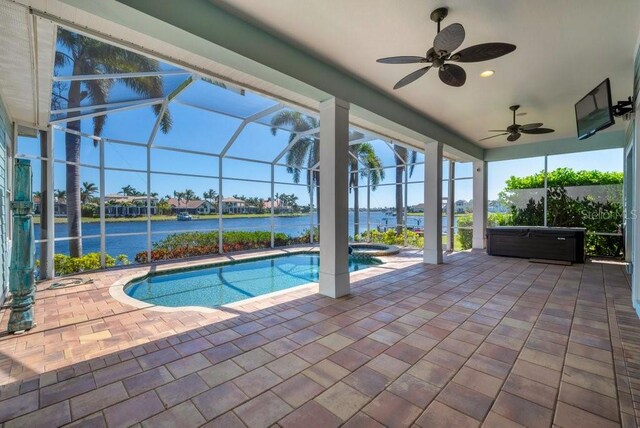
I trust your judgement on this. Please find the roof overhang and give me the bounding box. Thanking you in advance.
[484,129,627,162]
[55,0,482,159]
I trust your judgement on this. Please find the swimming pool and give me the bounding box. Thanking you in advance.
[124,252,382,308]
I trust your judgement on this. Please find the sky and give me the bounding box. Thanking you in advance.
[18,31,622,209]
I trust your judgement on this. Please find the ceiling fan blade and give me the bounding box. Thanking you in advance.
[507,132,521,142]
[488,129,508,132]
[377,56,427,64]
[433,23,465,55]
[439,64,466,87]
[393,66,431,89]
[519,123,543,131]
[479,133,508,141]
[521,128,555,134]
[452,43,516,63]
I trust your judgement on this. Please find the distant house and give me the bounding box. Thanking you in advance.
[408,203,424,213]
[488,200,508,213]
[454,199,471,213]
[263,199,293,213]
[33,195,67,216]
[222,197,257,214]
[33,196,41,215]
[167,198,214,214]
[105,194,158,217]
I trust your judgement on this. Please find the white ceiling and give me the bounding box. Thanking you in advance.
[211,0,640,149]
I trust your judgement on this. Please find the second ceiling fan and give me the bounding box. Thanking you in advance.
[481,105,555,142]
[377,7,516,89]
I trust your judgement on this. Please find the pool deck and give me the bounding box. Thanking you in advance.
[0,249,638,427]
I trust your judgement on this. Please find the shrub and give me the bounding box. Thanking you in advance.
[496,167,624,257]
[456,215,473,250]
[54,252,129,276]
[457,213,512,250]
[504,185,623,257]
[356,228,423,248]
[81,204,99,218]
[134,230,313,263]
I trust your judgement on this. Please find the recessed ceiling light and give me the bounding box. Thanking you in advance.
[480,70,495,78]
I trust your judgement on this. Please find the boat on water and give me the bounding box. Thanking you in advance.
[176,212,193,221]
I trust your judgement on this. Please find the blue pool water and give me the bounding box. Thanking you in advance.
[124,253,382,308]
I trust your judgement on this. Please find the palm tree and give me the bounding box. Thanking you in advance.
[55,28,172,257]
[349,142,385,236]
[184,189,196,208]
[270,111,320,218]
[54,189,66,202]
[203,189,217,212]
[120,185,137,196]
[173,191,185,210]
[81,182,98,204]
[393,144,417,234]
[156,199,171,216]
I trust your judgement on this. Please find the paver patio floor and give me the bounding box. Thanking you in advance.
[0,250,637,427]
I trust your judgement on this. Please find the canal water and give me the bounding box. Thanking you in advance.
[35,211,451,261]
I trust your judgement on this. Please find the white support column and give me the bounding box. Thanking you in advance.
[309,170,314,244]
[146,145,152,262]
[99,139,106,268]
[424,141,443,264]
[45,128,55,279]
[472,160,488,250]
[270,165,275,248]
[218,157,223,254]
[319,98,350,298]
[543,155,548,227]
[366,175,371,242]
[447,160,455,252]
[404,166,409,246]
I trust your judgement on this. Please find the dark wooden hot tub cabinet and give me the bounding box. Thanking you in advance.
[486,227,586,263]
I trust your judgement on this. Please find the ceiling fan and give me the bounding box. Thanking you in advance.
[377,7,516,89]
[481,105,555,142]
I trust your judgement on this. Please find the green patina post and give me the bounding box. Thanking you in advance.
[8,159,36,333]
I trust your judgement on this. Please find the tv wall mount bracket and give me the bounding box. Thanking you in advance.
[612,96,634,117]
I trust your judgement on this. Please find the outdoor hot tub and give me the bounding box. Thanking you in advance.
[349,243,400,257]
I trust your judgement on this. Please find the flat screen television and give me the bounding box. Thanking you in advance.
[575,78,615,140]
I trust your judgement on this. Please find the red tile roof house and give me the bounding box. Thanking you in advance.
[263,198,294,213]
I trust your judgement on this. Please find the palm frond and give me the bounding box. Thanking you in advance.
[84,78,111,139]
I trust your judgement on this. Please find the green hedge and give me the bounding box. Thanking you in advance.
[456,213,511,250]
[355,228,423,247]
[134,229,315,263]
[504,167,623,190]
[54,252,129,276]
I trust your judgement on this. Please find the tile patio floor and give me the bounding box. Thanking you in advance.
[0,249,637,427]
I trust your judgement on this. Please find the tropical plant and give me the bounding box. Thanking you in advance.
[349,142,385,235]
[393,144,417,233]
[54,252,129,276]
[120,185,135,196]
[356,228,423,248]
[184,189,197,207]
[173,190,185,208]
[54,28,172,257]
[81,181,98,204]
[270,111,320,216]
[135,230,306,263]
[54,189,66,202]
[156,199,171,216]
[203,189,218,211]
